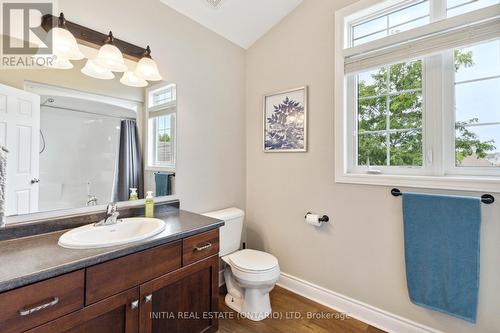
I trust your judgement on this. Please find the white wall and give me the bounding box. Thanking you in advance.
[57,0,246,212]
[245,1,500,333]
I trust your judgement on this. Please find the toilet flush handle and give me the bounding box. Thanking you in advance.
[194,242,212,252]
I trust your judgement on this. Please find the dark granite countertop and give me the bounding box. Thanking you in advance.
[0,209,223,293]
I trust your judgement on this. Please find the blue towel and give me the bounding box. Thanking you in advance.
[154,172,173,197]
[402,193,481,323]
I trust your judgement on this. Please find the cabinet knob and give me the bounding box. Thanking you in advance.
[30,178,40,184]
[144,294,153,303]
[130,300,139,310]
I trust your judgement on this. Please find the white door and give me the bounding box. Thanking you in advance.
[0,84,40,216]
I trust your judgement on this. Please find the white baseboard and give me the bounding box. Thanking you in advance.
[277,272,443,333]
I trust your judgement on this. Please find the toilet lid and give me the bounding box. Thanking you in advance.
[228,249,278,272]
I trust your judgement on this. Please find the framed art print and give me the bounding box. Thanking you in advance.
[263,86,308,152]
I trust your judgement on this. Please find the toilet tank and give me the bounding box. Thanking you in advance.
[203,207,244,256]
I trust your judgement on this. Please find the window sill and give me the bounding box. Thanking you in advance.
[145,166,176,173]
[336,173,500,193]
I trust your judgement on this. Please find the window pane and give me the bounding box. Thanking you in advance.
[152,114,175,165]
[359,96,387,132]
[456,125,500,166]
[351,1,430,46]
[389,60,422,92]
[389,1,429,28]
[455,40,500,82]
[390,92,423,129]
[389,16,430,35]
[454,40,500,168]
[149,84,177,108]
[447,0,499,17]
[455,78,500,124]
[358,67,387,97]
[353,31,388,46]
[390,130,423,166]
[358,133,387,166]
[353,16,387,40]
[356,60,423,168]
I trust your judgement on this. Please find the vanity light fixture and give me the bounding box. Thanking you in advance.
[81,59,115,80]
[120,71,148,87]
[50,13,84,61]
[40,14,163,86]
[94,32,128,72]
[135,46,162,81]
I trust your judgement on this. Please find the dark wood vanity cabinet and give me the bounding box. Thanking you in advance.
[140,255,219,333]
[2,228,220,333]
[27,287,140,333]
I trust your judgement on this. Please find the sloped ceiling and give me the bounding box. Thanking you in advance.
[159,0,303,49]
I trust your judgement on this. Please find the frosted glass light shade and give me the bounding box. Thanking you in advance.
[120,71,148,87]
[94,44,128,72]
[81,59,114,80]
[51,27,84,60]
[135,57,162,81]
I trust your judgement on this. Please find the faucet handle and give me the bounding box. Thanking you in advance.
[106,203,117,215]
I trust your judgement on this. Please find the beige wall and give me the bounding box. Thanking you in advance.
[245,1,500,332]
[55,0,246,212]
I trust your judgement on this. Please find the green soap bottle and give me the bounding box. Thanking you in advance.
[145,191,154,218]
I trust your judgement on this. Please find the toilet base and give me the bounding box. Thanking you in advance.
[225,293,243,313]
[224,289,272,322]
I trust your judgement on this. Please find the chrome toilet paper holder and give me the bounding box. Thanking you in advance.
[305,212,329,223]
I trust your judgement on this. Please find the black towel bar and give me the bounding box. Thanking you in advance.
[391,188,494,204]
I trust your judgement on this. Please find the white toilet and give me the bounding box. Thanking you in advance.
[203,208,280,321]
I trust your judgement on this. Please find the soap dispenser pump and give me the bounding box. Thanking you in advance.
[129,188,138,201]
[145,191,154,218]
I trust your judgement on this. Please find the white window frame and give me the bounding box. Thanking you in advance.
[334,0,500,192]
[145,83,177,171]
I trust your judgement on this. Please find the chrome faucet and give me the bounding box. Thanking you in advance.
[86,195,98,206]
[95,203,120,226]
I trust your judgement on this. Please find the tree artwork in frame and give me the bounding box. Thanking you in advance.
[263,86,308,152]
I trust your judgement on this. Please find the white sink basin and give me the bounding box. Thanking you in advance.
[58,217,166,249]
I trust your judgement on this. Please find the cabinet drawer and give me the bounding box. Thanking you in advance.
[183,229,219,266]
[0,270,84,333]
[86,241,181,305]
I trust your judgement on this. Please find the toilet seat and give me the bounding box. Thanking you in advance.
[226,249,278,273]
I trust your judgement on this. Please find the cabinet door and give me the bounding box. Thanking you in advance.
[140,255,219,333]
[26,288,140,333]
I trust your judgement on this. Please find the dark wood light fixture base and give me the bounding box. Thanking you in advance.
[41,14,148,61]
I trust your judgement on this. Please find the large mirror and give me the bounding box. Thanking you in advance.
[0,50,176,221]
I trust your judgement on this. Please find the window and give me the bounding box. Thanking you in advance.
[150,114,176,166]
[447,0,500,17]
[146,83,177,169]
[335,0,500,191]
[454,40,500,168]
[352,1,430,46]
[149,84,176,108]
[357,60,423,167]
